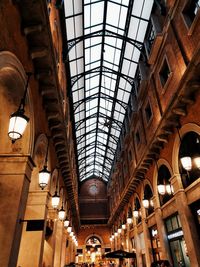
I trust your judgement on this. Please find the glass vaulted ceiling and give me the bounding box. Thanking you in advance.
[64,0,153,182]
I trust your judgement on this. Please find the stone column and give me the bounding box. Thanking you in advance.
[141,207,153,266]
[53,220,64,266]
[61,232,67,267]
[133,222,142,267]
[0,155,34,267]
[152,196,171,261]
[171,175,200,266]
[17,190,50,267]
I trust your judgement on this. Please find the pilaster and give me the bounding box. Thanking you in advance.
[0,154,34,267]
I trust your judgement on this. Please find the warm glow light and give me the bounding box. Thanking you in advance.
[51,192,60,209]
[70,232,74,237]
[194,156,200,169]
[118,228,122,234]
[64,219,70,228]
[180,156,192,171]
[114,232,118,237]
[67,226,72,233]
[166,184,172,195]
[142,199,149,209]
[8,111,29,142]
[122,224,126,229]
[157,184,166,195]
[58,207,65,221]
[39,166,50,190]
[133,210,139,218]
[127,217,132,224]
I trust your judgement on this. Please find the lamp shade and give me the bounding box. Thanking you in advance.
[142,199,149,209]
[118,228,122,234]
[39,166,50,190]
[194,156,200,169]
[122,224,126,229]
[180,156,192,171]
[51,191,60,209]
[157,184,166,195]
[166,184,172,195]
[127,217,132,224]
[64,218,70,228]
[67,226,72,233]
[133,210,139,218]
[58,206,66,221]
[8,110,29,142]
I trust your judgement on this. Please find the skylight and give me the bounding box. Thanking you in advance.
[63,0,154,182]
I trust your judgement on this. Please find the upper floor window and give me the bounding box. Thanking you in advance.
[183,0,200,27]
[159,58,171,88]
[179,131,200,188]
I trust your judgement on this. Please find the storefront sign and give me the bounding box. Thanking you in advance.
[167,230,183,240]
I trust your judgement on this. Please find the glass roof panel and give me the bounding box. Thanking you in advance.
[63,0,154,182]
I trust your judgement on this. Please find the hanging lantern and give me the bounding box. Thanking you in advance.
[127,216,132,224]
[180,156,192,171]
[118,227,122,234]
[133,209,139,218]
[114,232,118,237]
[142,199,149,209]
[122,223,126,229]
[166,184,172,195]
[67,226,72,233]
[58,206,66,221]
[64,218,70,228]
[194,156,200,169]
[8,110,29,142]
[39,137,51,190]
[39,166,50,190]
[157,184,166,195]
[8,73,32,143]
[51,191,60,209]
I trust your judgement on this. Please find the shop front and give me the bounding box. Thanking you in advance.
[165,214,190,267]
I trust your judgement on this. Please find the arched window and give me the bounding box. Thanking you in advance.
[179,131,200,188]
[86,236,101,252]
[157,164,173,205]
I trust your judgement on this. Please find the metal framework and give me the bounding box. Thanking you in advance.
[63,0,154,182]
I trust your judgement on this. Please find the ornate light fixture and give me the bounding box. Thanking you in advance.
[142,198,149,209]
[157,184,166,195]
[122,223,126,229]
[127,215,132,224]
[64,217,70,228]
[8,72,32,142]
[39,137,51,190]
[67,226,72,233]
[133,209,139,218]
[58,205,66,221]
[51,172,60,209]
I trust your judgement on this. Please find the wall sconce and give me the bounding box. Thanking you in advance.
[51,172,60,209]
[39,137,51,190]
[8,72,32,143]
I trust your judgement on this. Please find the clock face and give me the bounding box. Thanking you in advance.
[89,184,98,195]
